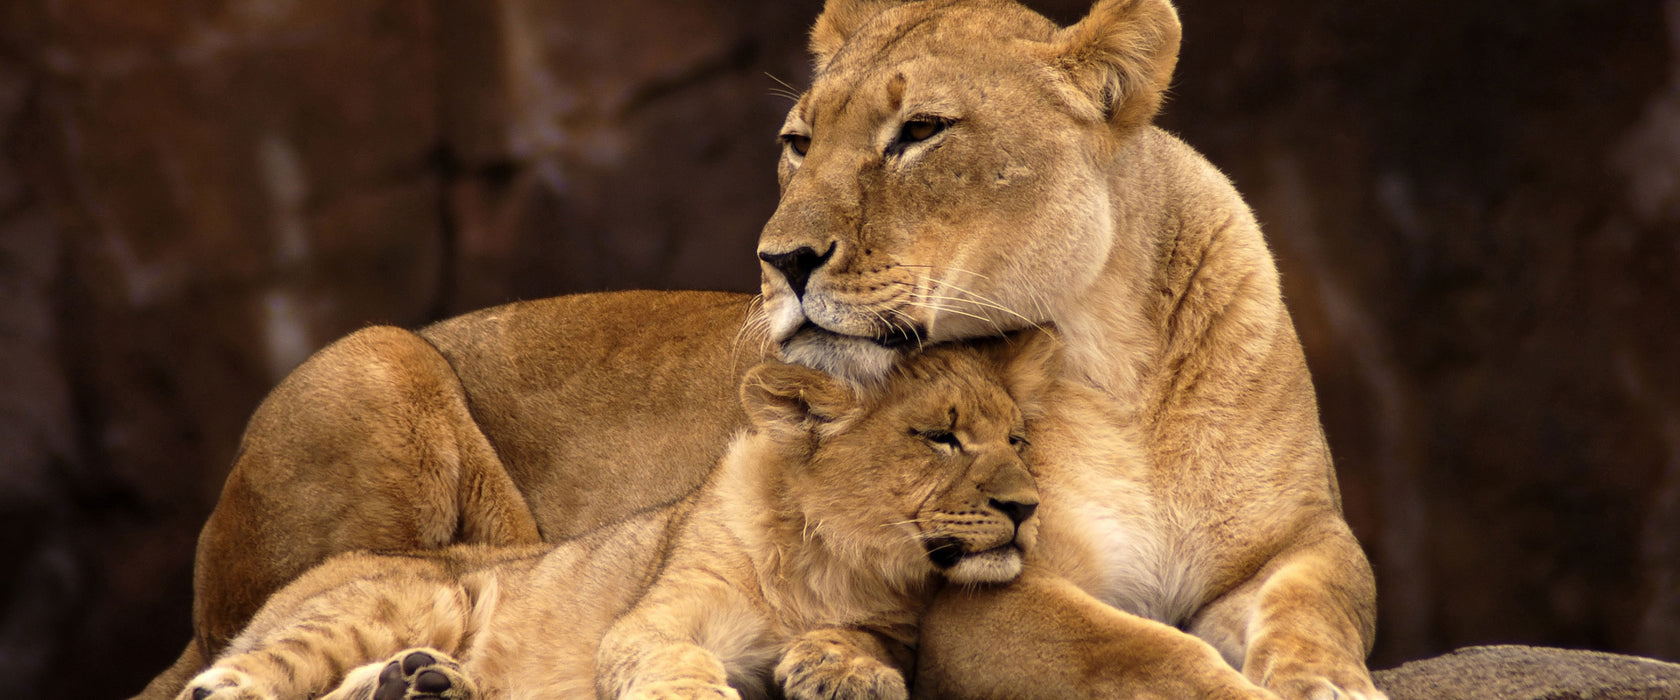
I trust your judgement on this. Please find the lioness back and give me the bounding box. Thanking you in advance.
[416,290,765,538]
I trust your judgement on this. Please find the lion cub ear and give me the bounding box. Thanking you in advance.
[984,327,1064,407]
[1049,0,1182,128]
[741,361,862,436]
[809,0,908,71]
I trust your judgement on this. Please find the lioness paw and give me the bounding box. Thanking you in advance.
[179,668,274,700]
[775,639,908,700]
[371,648,475,700]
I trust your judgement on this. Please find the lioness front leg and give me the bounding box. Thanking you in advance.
[1190,532,1386,700]
[916,571,1276,699]
[776,627,911,700]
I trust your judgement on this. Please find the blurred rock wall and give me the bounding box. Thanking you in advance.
[0,0,1674,697]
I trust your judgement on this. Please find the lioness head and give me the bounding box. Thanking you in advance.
[755,0,1180,380]
[739,329,1060,586]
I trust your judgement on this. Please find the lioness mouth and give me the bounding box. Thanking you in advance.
[778,322,910,384]
[786,320,923,350]
[875,323,924,349]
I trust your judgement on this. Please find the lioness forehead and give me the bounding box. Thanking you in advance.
[816,1,1058,86]
[797,5,1069,139]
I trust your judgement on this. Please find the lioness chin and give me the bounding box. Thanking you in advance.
[178,337,1051,700]
[141,1,1385,699]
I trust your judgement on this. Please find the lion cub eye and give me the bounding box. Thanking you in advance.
[913,428,962,451]
[781,133,811,157]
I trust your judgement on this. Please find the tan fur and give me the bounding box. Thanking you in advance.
[177,339,1051,700]
[139,1,1382,699]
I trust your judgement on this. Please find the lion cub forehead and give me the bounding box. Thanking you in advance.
[878,352,1020,425]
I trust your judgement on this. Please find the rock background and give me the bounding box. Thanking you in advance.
[0,1,1675,697]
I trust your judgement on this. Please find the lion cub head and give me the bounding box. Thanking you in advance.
[737,329,1060,587]
[754,0,1180,380]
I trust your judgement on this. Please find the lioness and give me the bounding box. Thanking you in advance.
[140,0,1384,698]
[179,337,1050,700]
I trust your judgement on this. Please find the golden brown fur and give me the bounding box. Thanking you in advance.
[178,338,1051,700]
[140,1,1383,699]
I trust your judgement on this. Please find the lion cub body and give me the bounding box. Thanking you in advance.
[179,339,1050,700]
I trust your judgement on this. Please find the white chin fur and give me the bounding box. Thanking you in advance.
[778,327,901,385]
[943,547,1024,586]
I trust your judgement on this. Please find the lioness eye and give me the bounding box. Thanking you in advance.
[1009,434,1030,448]
[782,133,811,156]
[898,118,946,144]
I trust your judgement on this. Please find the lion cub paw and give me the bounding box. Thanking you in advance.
[623,680,742,700]
[372,648,475,700]
[178,668,274,700]
[1267,672,1388,700]
[775,637,908,700]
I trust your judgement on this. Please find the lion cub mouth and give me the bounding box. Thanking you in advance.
[922,538,1026,586]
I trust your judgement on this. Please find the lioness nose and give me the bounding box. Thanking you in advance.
[758,244,834,298]
[990,498,1037,526]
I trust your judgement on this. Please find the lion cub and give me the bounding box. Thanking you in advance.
[177,334,1054,700]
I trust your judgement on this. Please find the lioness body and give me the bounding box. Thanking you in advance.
[143,1,1384,698]
[180,342,1048,700]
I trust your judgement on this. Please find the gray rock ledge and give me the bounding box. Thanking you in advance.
[1374,645,1680,699]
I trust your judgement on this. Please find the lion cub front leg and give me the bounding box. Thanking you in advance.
[598,612,742,700]
[598,642,741,700]
[775,627,910,700]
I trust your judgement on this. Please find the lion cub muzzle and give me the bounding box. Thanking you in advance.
[919,448,1040,586]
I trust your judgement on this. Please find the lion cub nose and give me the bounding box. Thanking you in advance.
[990,498,1037,526]
[758,244,834,298]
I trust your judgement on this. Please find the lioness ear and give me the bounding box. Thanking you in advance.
[985,327,1064,406]
[740,361,861,436]
[1050,0,1181,128]
[809,0,909,72]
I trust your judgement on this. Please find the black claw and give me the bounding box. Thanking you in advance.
[374,662,407,700]
[402,651,437,675]
[413,669,452,694]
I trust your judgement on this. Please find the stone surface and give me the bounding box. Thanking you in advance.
[0,0,1677,698]
[1374,645,1680,699]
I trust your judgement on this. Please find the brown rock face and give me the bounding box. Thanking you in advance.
[1,0,1677,697]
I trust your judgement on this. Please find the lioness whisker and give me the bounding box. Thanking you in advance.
[905,301,1001,332]
[884,308,926,350]
[731,297,772,370]
[922,278,1047,334]
[898,262,996,284]
[764,71,801,95]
